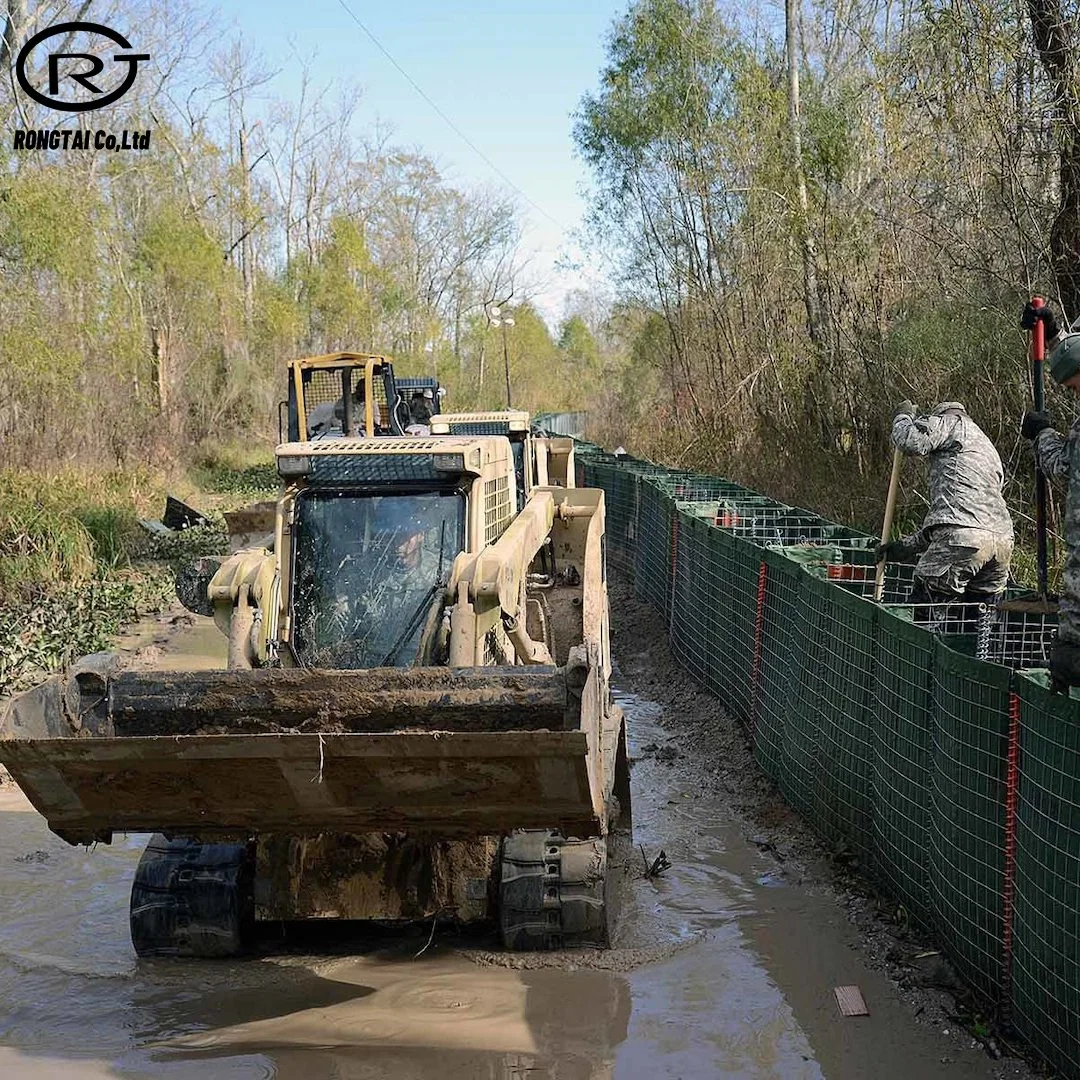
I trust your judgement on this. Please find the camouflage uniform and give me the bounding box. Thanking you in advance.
[891,402,1014,600]
[1034,420,1080,643]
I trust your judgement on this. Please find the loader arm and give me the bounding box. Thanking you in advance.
[449,491,558,667]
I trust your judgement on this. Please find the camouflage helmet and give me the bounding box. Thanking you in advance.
[1049,333,1080,384]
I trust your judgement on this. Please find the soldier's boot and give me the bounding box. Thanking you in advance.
[1049,640,1080,695]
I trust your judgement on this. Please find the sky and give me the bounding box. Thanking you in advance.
[223,0,628,325]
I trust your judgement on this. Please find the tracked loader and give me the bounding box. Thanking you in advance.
[430,411,575,509]
[225,352,440,552]
[0,434,629,957]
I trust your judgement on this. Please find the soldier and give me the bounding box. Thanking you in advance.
[878,401,1014,605]
[409,388,435,426]
[1020,304,1080,691]
[307,380,369,438]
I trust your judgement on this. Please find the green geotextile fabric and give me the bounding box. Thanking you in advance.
[929,640,1011,1004]
[752,548,805,783]
[581,446,1080,1076]
[782,575,877,862]
[669,510,720,696]
[633,482,674,613]
[1012,675,1080,1078]
[872,607,935,925]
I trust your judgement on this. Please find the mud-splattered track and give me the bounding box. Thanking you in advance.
[0,601,1041,1078]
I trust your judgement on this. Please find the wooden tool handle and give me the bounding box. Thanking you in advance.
[874,448,902,602]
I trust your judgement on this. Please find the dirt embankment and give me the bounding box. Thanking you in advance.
[606,575,1040,1077]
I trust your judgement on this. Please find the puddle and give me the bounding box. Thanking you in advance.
[0,640,1010,1077]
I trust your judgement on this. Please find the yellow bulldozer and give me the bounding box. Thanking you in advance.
[224,351,441,551]
[0,431,630,957]
[430,410,575,509]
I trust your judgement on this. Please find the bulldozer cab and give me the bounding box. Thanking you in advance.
[430,411,532,510]
[286,353,407,440]
[260,437,516,670]
[395,376,444,427]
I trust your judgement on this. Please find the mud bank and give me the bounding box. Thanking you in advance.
[0,599,1041,1078]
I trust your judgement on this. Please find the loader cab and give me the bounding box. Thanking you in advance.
[285,353,408,441]
[273,437,515,670]
[430,411,532,511]
[395,376,444,426]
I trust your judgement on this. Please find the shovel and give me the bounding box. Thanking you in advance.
[874,447,903,602]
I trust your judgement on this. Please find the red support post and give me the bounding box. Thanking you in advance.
[750,560,768,741]
[1001,690,1022,1022]
[669,512,680,627]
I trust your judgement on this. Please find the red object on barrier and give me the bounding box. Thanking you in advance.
[827,564,873,582]
[715,509,740,528]
[1001,691,1021,1019]
[750,560,768,740]
[670,513,680,621]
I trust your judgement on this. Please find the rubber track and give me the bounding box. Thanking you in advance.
[130,834,254,958]
[500,829,607,950]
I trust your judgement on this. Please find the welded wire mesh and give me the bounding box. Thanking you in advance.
[783,577,877,861]
[577,440,1080,1078]
[752,549,803,783]
[668,509,718,692]
[979,606,1058,670]
[1012,675,1080,1079]
[633,481,674,611]
[872,608,935,925]
[929,641,1011,1004]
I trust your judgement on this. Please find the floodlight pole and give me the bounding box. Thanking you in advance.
[501,320,512,408]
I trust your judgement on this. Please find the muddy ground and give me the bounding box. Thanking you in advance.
[0,590,1049,1078]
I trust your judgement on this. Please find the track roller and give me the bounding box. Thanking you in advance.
[130,834,254,958]
[499,829,607,950]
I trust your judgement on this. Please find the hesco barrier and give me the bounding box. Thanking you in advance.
[564,436,1080,1077]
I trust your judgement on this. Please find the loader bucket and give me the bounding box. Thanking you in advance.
[0,666,603,845]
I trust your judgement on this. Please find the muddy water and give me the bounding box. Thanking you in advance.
[0,618,1010,1078]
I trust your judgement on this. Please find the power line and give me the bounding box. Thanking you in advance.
[334,0,564,231]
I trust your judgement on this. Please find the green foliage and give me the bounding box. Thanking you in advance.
[190,443,280,501]
[0,573,174,697]
[558,316,600,370]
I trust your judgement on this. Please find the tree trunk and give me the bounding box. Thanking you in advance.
[152,325,169,416]
[239,125,256,331]
[1028,0,1080,319]
[785,0,825,347]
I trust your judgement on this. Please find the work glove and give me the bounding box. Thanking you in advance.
[1021,302,1061,340]
[893,400,917,420]
[1021,410,1053,441]
[875,536,920,564]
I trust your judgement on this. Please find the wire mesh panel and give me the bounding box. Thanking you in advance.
[872,608,936,925]
[929,641,1012,1005]
[830,556,916,604]
[734,511,847,547]
[633,481,674,613]
[752,549,804,783]
[979,604,1058,670]
[781,576,878,861]
[597,463,638,574]
[669,508,716,690]
[1012,674,1080,1078]
[721,531,769,725]
[664,475,749,502]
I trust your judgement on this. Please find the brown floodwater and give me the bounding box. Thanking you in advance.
[0,615,1015,1078]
